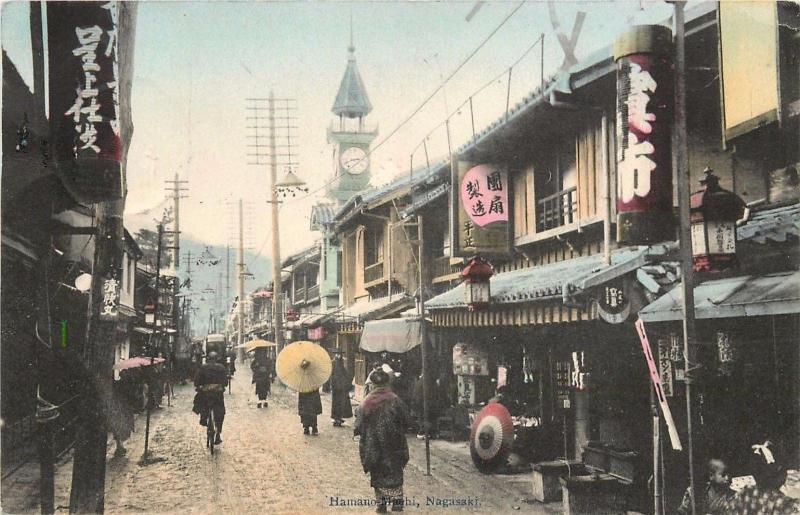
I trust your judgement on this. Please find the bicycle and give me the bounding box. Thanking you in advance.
[206,408,216,455]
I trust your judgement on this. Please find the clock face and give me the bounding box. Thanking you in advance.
[340,146,369,175]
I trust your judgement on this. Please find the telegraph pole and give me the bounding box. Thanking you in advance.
[238,199,246,357]
[164,174,188,268]
[268,92,284,352]
[246,93,299,352]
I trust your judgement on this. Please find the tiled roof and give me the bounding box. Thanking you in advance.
[639,270,800,322]
[426,247,648,310]
[738,201,800,244]
[339,294,415,323]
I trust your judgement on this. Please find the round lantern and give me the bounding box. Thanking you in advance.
[461,256,493,311]
[690,168,746,273]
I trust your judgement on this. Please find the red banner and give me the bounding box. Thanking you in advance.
[48,1,123,202]
[614,26,674,244]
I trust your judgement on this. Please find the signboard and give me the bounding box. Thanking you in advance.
[48,2,123,203]
[613,25,674,244]
[596,279,631,324]
[555,359,571,409]
[656,336,674,397]
[635,318,682,450]
[308,326,324,341]
[99,275,120,321]
[718,1,780,142]
[452,342,489,376]
[451,160,510,256]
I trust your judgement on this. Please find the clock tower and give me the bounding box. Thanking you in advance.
[327,39,377,204]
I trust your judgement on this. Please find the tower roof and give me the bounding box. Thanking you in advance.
[332,46,372,118]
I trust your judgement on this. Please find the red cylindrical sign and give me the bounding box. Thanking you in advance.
[614,25,674,244]
[48,1,123,203]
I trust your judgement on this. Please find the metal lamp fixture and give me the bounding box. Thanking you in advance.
[461,256,493,311]
[275,168,309,199]
[690,168,746,273]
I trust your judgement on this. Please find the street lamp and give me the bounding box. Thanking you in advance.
[690,167,746,273]
[270,163,307,356]
[461,256,493,311]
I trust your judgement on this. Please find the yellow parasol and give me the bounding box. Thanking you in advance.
[275,341,332,393]
[237,339,277,352]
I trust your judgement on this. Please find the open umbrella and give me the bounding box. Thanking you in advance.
[237,339,277,352]
[275,340,331,393]
[114,356,165,371]
[469,402,514,473]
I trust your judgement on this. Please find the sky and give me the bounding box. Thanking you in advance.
[3,0,684,277]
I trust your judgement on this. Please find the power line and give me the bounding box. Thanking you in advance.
[279,1,528,206]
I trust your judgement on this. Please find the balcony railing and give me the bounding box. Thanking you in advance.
[306,284,320,300]
[364,261,385,284]
[431,255,460,280]
[293,288,306,304]
[536,186,577,232]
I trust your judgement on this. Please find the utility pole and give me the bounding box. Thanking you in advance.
[672,2,698,513]
[164,173,188,268]
[246,93,299,353]
[238,199,246,358]
[182,250,194,288]
[417,214,431,476]
[142,224,163,462]
[268,92,284,352]
[69,201,124,513]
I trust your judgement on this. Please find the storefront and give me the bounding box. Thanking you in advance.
[426,247,672,511]
[639,270,800,473]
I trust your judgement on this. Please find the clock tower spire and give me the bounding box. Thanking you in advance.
[327,34,377,205]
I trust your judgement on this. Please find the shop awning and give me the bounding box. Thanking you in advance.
[425,246,651,310]
[337,294,415,324]
[359,318,424,353]
[133,326,153,335]
[638,270,800,322]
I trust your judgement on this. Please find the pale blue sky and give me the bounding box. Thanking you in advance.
[3,0,684,260]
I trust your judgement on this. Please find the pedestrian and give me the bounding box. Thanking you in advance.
[354,368,410,513]
[109,377,134,457]
[251,348,272,408]
[726,440,799,514]
[330,351,353,427]
[298,389,322,435]
[676,458,735,514]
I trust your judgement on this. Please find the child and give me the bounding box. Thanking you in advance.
[677,458,735,514]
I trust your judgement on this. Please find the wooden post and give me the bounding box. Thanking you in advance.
[38,419,55,514]
[673,3,698,513]
[418,214,431,476]
[69,201,124,513]
[143,224,163,461]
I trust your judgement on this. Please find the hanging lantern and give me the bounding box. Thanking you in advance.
[461,256,493,311]
[144,301,156,325]
[690,168,746,272]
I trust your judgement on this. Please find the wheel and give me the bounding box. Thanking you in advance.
[207,411,215,455]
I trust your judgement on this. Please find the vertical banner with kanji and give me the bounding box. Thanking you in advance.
[635,318,682,450]
[48,1,123,203]
[451,160,511,256]
[613,25,674,244]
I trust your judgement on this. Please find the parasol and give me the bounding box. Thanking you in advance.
[275,340,332,393]
[114,356,165,371]
[469,402,514,473]
[237,339,277,352]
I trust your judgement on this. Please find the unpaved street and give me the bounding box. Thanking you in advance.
[3,372,559,514]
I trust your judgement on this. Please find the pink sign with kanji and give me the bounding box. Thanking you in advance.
[460,165,508,227]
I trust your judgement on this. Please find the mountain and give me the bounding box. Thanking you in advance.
[133,233,272,337]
